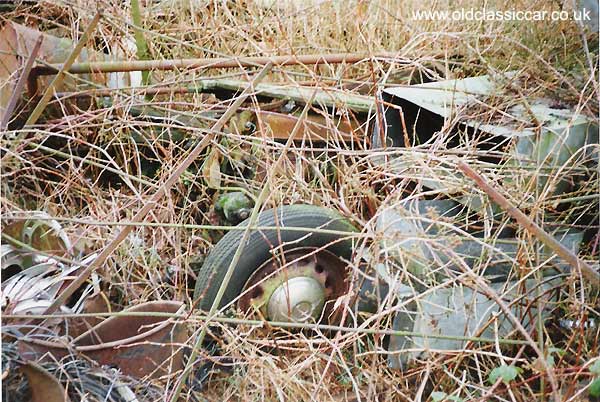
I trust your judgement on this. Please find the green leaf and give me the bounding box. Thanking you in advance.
[547,347,565,356]
[590,360,600,375]
[545,347,565,368]
[430,392,463,402]
[488,365,522,384]
[590,378,600,398]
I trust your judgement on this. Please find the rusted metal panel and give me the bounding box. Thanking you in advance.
[18,301,187,379]
[256,110,366,142]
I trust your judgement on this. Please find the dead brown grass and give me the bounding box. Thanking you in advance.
[1,0,598,401]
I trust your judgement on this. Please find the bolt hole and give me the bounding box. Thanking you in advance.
[315,264,324,274]
[253,287,264,298]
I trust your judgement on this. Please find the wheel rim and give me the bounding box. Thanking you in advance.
[239,247,348,323]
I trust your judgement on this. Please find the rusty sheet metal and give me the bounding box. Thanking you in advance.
[64,293,111,339]
[0,22,102,111]
[0,21,140,115]
[21,362,71,402]
[1,34,42,130]
[1,213,72,257]
[18,301,187,379]
[256,110,365,142]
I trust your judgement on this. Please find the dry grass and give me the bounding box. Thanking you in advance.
[1,0,599,401]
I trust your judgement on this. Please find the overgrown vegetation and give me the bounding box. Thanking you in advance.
[1,0,598,401]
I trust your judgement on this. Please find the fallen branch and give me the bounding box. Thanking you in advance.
[31,51,399,76]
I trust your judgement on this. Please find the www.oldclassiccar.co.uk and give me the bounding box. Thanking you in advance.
[412,7,594,21]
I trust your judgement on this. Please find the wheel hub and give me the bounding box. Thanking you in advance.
[267,276,325,322]
[239,248,348,323]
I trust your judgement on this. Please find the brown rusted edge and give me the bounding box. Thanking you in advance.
[1,35,43,130]
[18,301,187,379]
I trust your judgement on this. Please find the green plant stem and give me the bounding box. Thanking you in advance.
[1,233,82,266]
[130,0,150,86]
[167,143,271,402]
[5,215,362,237]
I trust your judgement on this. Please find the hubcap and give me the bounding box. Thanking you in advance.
[267,276,325,322]
[239,248,348,323]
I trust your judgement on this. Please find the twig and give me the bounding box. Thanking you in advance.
[457,161,599,288]
[28,141,159,188]
[39,63,273,318]
[4,311,531,346]
[462,266,561,401]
